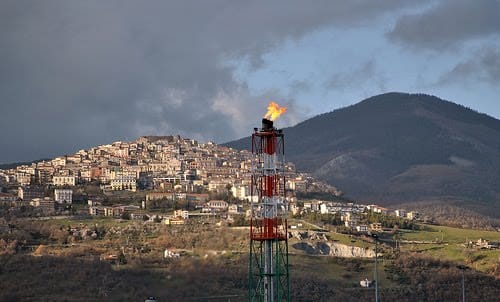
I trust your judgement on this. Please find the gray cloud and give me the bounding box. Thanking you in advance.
[0,0,418,163]
[438,47,500,85]
[289,79,312,96]
[388,0,500,50]
[326,60,387,92]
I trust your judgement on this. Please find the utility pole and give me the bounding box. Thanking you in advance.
[457,265,468,302]
[372,233,379,302]
[462,269,465,302]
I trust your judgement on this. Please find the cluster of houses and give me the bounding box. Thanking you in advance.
[0,135,338,196]
[87,195,245,226]
[0,182,420,234]
[291,200,420,232]
[0,187,73,215]
[0,135,340,209]
[466,238,499,249]
[84,194,420,234]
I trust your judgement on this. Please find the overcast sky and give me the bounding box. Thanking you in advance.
[1,0,499,163]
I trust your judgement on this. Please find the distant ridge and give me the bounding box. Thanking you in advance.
[225,92,500,217]
[0,159,51,170]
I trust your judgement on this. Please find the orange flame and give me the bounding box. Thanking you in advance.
[264,101,287,121]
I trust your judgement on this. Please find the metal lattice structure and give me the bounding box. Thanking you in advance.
[249,118,290,302]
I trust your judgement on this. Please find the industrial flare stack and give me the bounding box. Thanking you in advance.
[249,116,290,302]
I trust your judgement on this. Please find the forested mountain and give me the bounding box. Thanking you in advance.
[226,93,500,218]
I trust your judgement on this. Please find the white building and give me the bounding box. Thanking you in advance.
[394,209,407,217]
[53,176,77,186]
[320,203,336,214]
[228,204,243,214]
[231,185,249,200]
[406,211,420,220]
[110,175,137,192]
[52,157,67,167]
[360,279,373,288]
[164,249,180,258]
[174,210,189,219]
[231,185,258,202]
[15,172,32,186]
[206,200,228,211]
[366,204,389,214]
[54,189,73,204]
[356,225,368,232]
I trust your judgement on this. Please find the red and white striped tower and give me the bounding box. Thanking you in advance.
[249,118,290,302]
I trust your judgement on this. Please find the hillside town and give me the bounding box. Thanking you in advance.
[0,136,419,231]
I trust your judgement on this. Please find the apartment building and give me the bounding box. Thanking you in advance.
[54,189,73,204]
[53,175,77,186]
[18,186,45,201]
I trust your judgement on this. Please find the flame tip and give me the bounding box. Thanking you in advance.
[264,101,287,121]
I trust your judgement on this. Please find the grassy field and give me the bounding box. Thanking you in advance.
[399,224,500,243]
[329,232,374,248]
[397,224,500,273]
[290,254,392,286]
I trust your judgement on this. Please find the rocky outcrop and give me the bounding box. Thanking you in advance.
[292,241,375,258]
[290,231,375,258]
[289,230,328,241]
[327,242,375,258]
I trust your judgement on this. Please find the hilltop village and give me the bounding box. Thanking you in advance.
[0,135,419,231]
